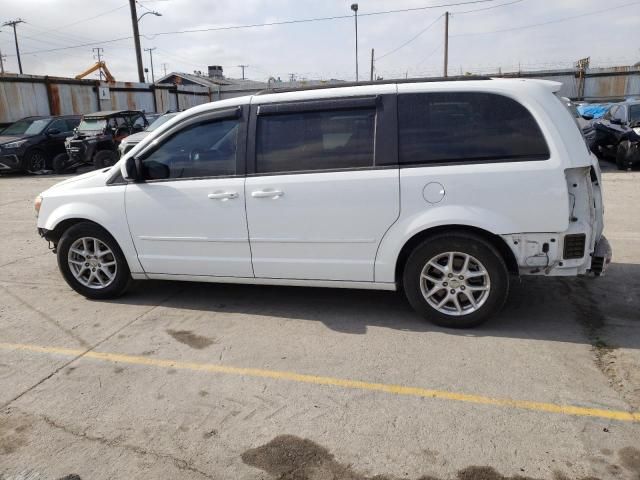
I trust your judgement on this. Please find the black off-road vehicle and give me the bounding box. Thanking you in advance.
[56,110,148,172]
[591,100,640,170]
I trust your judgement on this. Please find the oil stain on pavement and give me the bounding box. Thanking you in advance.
[165,329,216,350]
[242,435,640,480]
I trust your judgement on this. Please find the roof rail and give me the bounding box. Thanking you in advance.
[255,75,492,95]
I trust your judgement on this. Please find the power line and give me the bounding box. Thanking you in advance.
[376,15,443,61]
[453,0,524,15]
[145,0,500,38]
[452,0,640,36]
[45,3,129,32]
[375,0,523,62]
[11,0,499,56]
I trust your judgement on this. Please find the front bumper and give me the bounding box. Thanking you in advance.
[0,153,21,171]
[589,235,612,276]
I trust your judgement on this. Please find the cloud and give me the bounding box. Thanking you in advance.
[1,0,638,82]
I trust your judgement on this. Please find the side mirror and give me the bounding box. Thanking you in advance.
[581,114,593,120]
[47,128,61,136]
[121,156,142,182]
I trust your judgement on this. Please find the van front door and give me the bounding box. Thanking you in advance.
[125,107,253,277]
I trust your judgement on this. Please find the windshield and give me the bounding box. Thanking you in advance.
[146,113,178,132]
[78,118,107,133]
[2,118,50,136]
[629,105,640,124]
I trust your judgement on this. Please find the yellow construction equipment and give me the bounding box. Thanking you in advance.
[75,61,115,82]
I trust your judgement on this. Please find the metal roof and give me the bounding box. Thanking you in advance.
[83,110,144,118]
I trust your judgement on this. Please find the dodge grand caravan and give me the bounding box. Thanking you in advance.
[34,77,611,328]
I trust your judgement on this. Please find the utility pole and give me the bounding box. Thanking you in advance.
[128,0,145,82]
[370,48,374,82]
[0,49,6,74]
[3,19,25,74]
[351,4,359,81]
[237,64,248,80]
[443,12,449,77]
[161,62,168,77]
[92,47,104,80]
[145,47,156,83]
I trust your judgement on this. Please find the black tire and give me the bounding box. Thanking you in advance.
[22,148,48,173]
[616,141,630,170]
[93,150,118,169]
[57,222,131,300]
[402,233,509,328]
[52,153,69,174]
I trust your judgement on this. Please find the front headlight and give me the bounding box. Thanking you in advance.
[34,195,43,217]
[633,127,640,136]
[3,139,28,149]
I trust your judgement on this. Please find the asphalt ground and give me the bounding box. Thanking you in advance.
[0,162,639,480]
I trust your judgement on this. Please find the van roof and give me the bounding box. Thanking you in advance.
[255,75,491,95]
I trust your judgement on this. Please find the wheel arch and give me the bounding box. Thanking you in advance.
[44,217,104,244]
[394,224,519,286]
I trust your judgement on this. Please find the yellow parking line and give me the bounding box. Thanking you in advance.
[1,341,639,423]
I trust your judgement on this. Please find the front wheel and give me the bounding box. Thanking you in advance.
[402,233,509,328]
[22,149,48,173]
[57,222,131,299]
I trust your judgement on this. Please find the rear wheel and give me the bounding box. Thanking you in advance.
[616,141,630,170]
[22,149,48,173]
[57,222,131,299]
[93,150,118,169]
[402,233,509,328]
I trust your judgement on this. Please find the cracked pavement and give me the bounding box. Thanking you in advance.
[0,167,639,480]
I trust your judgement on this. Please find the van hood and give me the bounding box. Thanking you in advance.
[44,167,113,194]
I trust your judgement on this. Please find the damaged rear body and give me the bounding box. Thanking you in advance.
[499,88,611,277]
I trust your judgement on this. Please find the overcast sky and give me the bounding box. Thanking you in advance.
[1,0,638,83]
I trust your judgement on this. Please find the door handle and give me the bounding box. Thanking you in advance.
[251,189,284,198]
[208,192,238,200]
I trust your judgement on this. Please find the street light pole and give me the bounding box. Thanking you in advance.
[129,0,162,83]
[351,3,358,82]
[128,0,145,82]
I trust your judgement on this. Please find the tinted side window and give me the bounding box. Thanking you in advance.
[398,92,550,165]
[141,119,238,180]
[256,108,375,174]
[47,119,68,133]
[613,106,626,123]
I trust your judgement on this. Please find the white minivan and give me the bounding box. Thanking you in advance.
[35,78,611,328]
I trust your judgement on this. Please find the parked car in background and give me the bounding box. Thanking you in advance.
[34,78,610,328]
[592,100,640,169]
[561,97,596,149]
[56,110,148,173]
[118,112,179,157]
[0,116,80,173]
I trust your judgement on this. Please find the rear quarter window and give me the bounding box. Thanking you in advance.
[398,92,550,165]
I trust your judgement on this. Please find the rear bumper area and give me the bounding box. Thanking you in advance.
[589,235,612,276]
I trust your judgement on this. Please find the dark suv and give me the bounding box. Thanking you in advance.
[0,116,80,173]
[592,100,640,169]
[60,110,148,172]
